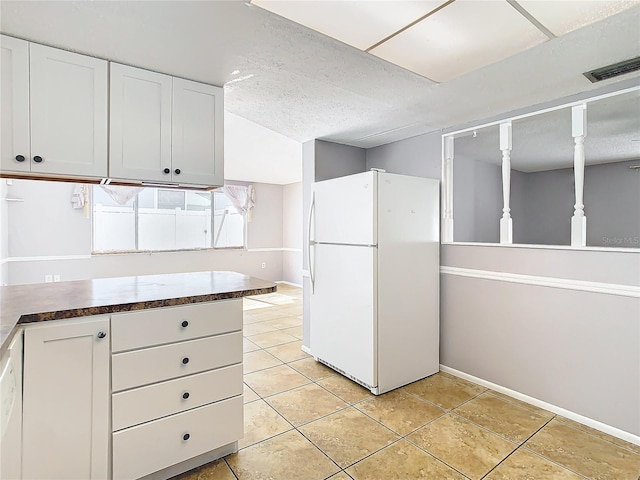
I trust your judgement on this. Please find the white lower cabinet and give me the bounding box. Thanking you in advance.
[112,364,242,432]
[17,299,242,480]
[110,298,244,479]
[111,332,242,392]
[22,317,110,480]
[112,396,243,480]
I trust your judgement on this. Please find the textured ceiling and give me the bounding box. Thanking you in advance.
[1,1,639,183]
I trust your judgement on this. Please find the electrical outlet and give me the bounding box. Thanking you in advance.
[261,262,266,269]
[53,275,61,282]
[44,275,53,283]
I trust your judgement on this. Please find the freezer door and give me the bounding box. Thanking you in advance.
[312,171,376,245]
[310,244,376,388]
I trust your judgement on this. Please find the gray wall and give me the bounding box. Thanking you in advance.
[245,183,283,251]
[510,169,528,245]
[282,182,302,285]
[314,140,367,182]
[366,131,441,179]
[7,180,90,257]
[352,101,640,436]
[452,157,502,243]
[441,244,640,436]
[302,140,367,348]
[441,271,639,435]
[584,160,640,248]
[5,179,288,285]
[516,167,574,246]
[512,159,639,247]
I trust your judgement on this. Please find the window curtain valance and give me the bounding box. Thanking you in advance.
[100,185,144,205]
[222,184,255,221]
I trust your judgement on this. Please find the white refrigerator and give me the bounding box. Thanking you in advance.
[308,170,440,394]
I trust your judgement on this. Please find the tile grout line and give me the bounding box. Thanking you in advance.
[552,417,640,456]
[240,294,635,480]
[477,414,558,479]
[401,434,473,479]
[243,328,482,478]
[244,321,501,478]
[223,457,240,480]
[519,446,591,480]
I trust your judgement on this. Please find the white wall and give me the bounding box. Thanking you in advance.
[4,179,288,285]
[282,182,302,286]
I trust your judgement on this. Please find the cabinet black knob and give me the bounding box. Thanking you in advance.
[15,155,25,162]
[33,156,43,163]
[183,433,190,441]
[182,357,190,365]
[174,168,181,175]
[181,320,189,328]
[163,168,170,174]
[182,392,190,400]
[97,331,107,339]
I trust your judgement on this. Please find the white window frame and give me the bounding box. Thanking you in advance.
[91,186,247,253]
[441,85,640,252]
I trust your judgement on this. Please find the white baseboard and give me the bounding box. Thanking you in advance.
[276,280,302,288]
[301,345,312,355]
[440,365,640,447]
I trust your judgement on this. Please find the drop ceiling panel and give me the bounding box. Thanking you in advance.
[518,0,640,36]
[251,0,443,50]
[369,0,548,82]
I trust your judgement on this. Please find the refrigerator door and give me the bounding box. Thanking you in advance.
[312,171,377,246]
[310,243,377,388]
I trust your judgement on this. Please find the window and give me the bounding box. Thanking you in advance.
[441,86,640,249]
[92,186,247,252]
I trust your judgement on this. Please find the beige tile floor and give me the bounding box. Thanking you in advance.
[174,285,640,480]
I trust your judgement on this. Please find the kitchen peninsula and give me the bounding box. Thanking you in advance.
[0,271,276,480]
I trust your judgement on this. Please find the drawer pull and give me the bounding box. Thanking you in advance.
[97,331,107,339]
[181,320,189,328]
[182,392,190,400]
[183,433,190,441]
[182,357,190,365]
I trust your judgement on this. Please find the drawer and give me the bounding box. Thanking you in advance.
[112,332,241,392]
[112,364,242,431]
[112,396,243,480]
[111,299,242,353]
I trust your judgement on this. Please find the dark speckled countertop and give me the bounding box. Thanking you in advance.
[0,271,276,350]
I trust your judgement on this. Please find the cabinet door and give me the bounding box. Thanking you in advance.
[29,43,108,177]
[110,62,172,183]
[0,35,30,173]
[22,317,110,480]
[172,78,224,186]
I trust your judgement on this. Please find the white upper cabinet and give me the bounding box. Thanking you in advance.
[0,36,108,177]
[172,78,224,186]
[109,63,173,183]
[110,64,224,187]
[1,37,223,187]
[29,44,108,177]
[1,35,30,173]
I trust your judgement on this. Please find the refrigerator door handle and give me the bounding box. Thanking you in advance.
[308,191,316,294]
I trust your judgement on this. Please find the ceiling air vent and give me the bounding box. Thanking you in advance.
[583,56,640,83]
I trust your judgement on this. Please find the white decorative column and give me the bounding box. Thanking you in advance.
[499,122,513,244]
[571,104,587,247]
[442,136,454,242]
